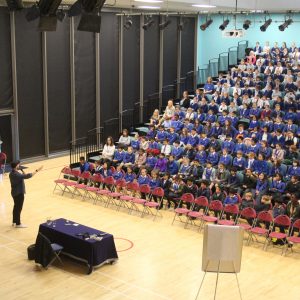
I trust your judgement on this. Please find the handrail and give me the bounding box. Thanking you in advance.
[104,117,119,123]
[87,126,103,134]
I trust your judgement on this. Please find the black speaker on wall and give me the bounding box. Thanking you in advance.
[78,13,101,33]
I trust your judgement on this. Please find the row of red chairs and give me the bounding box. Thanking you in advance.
[53,167,165,220]
[171,193,300,256]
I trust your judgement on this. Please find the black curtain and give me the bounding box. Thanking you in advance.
[47,19,71,153]
[0,115,12,162]
[123,15,140,111]
[0,8,13,109]
[181,17,195,76]
[143,15,160,98]
[74,16,96,139]
[99,13,119,124]
[15,10,44,159]
[163,16,178,86]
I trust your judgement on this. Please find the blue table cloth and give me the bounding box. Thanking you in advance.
[38,218,118,273]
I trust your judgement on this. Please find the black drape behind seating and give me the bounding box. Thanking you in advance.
[99,13,119,124]
[123,15,140,111]
[0,116,12,162]
[15,9,44,158]
[163,16,178,86]
[181,17,195,76]
[0,8,13,109]
[144,16,160,98]
[47,19,71,153]
[74,17,96,139]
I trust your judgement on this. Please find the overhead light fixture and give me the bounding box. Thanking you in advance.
[260,18,272,32]
[278,18,293,31]
[159,18,171,30]
[200,18,213,31]
[243,20,251,30]
[124,16,133,29]
[134,0,163,2]
[219,19,229,31]
[138,5,160,9]
[192,4,216,8]
[142,17,154,29]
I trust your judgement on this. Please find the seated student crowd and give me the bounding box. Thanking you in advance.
[78,41,300,221]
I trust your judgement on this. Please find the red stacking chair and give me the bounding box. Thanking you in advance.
[171,193,195,226]
[247,211,273,249]
[118,182,140,212]
[53,166,72,193]
[95,176,115,206]
[0,152,7,176]
[237,207,257,237]
[266,215,291,254]
[72,171,92,198]
[83,174,102,202]
[62,169,81,196]
[200,200,224,232]
[106,179,125,208]
[185,196,209,230]
[113,179,128,211]
[142,187,164,220]
[218,204,240,226]
[129,184,151,215]
[285,219,300,256]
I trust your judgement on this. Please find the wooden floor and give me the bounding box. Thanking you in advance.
[0,156,299,300]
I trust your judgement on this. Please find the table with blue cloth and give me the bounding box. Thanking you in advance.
[37,218,118,274]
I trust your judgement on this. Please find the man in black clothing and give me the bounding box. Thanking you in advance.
[9,161,43,228]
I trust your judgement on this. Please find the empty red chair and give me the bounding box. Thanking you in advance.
[200,200,224,231]
[142,187,165,220]
[285,219,300,256]
[118,182,140,211]
[218,204,240,226]
[266,215,291,254]
[62,169,81,196]
[237,207,257,233]
[72,171,92,198]
[53,166,72,193]
[247,211,273,249]
[171,193,195,226]
[95,176,115,205]
[186,196,209,230]
[106,179,126,208]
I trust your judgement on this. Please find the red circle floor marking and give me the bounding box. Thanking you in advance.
[114,237,134,252]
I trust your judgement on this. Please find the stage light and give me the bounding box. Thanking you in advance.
[142,18,154,30]
[178,20,184,31]
[6,0,23,11]
[159,19,171,30]
[200,19,213,31]
[278,18,293,31]
[25,4,40,21]
[124,17,133,29]
[56,9,65,22]
[260,18,272,32]
[243,20,251,30]
[219,19,229,31]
